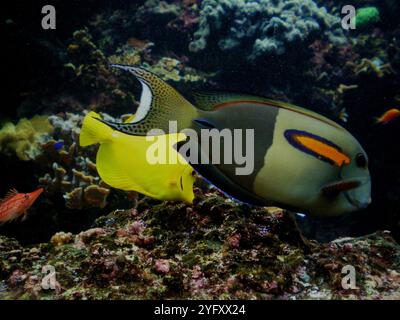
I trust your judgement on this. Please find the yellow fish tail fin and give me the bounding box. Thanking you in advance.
[80,112,113,146]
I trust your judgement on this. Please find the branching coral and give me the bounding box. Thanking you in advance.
[37,113,111,210]
[189,0,345,62]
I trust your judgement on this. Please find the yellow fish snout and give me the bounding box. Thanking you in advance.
[180,166,196,204]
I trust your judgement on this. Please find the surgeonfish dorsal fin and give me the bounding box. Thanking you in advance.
[192,91,343,130]
[192,91,268,111]
[107,65,199,136]
[191,91,266,111]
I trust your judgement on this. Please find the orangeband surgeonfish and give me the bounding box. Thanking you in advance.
[99,65,371,217]
[79,111,195,204]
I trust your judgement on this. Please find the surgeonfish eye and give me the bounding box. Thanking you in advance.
[355,153,368,169]
[191,170,196,176]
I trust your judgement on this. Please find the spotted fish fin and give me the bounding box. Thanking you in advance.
[104,65,199,135]
[192,91,342,129]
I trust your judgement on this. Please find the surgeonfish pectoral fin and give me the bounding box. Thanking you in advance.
[193,118,217,130]
[109,64,199,135]
[80,112,113,147]
[321,179,362,196]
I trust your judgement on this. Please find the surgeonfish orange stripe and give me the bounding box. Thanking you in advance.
[295,135,350,167]
[284,129,350,167]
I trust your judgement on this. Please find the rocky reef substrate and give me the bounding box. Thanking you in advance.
[1,187,399,300]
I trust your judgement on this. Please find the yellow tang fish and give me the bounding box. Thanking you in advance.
[79,112,195,204]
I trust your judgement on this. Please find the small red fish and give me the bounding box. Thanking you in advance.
[0,188,43,224]
[376,108,400,124]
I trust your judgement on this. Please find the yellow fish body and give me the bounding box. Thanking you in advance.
[79,112,195,204]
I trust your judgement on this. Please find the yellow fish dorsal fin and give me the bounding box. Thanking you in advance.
[192,92,343,130]
[80,111,114,147]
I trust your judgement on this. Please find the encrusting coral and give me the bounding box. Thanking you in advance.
[189,0,345,62]
[0,116,53,161]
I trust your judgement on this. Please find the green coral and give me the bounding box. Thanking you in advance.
[356,7,380,29]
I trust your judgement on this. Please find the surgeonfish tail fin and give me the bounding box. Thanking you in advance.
[79,111,113,147]
[108,64,199,136]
